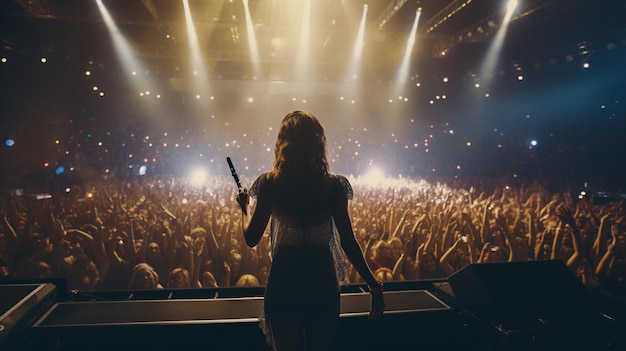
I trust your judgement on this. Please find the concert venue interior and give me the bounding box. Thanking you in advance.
[1,0,626,350]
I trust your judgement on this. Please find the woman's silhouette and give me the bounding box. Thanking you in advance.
[237,110,384,350]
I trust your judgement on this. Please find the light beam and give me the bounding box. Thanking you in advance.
[183,0,212,104]
[395,8,421,86]
[243,0,261,77]
[477,0,519,87]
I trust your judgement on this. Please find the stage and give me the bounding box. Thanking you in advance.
[3,262,626,351]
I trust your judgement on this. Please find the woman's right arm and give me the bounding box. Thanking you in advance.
[238,185,272,248]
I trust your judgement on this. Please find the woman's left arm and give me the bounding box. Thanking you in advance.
[333,195,384,319]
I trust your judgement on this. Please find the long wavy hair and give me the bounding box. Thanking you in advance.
[271,110,329,183]
[270,111,331,212]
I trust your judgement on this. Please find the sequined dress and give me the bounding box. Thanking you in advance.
[249,173,352,350]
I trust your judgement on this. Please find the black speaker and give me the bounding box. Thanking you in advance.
[448,260,599,331]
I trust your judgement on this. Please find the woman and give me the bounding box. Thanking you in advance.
[236,111,384,351]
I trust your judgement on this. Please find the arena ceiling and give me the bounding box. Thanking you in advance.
[1,0,625,82]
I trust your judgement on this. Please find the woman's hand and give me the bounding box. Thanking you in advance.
[369,281,384,319]
[236,189,249,215]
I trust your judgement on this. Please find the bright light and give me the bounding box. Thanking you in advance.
[394,8,421,88]
[349,4,369,78]
[188,167,209,186]
[183,0,211,106]
[243,0,261,76]
[96,0,162,115]
[506,0,519,20]
[294,0,312,83]
[361,166,386,186]
[476,0,518,92]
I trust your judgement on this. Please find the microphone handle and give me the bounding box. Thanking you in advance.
[226,157,243,190]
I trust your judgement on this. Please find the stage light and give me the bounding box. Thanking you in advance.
[394,8,421,88]
[243,0,261,76]
[475,0,518,94]
[362,167,386,186]
[188,167,209,186]
[5,139,15,147]
[97,0,163,114]
[294,0,312,84]
[183,0,211,106]
[346,3,369,85]
[506,0,519,19]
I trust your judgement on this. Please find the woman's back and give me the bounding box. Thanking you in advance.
[252,172,352,248]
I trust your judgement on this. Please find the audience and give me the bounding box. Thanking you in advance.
[1,174,624,301]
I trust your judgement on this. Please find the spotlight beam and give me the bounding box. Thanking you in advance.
[95,0,162,119]
[344,3,368,97]
[243,0,261,77]
[478,0,518,89]
[431,0,550,57]
[294,0,312,83]
[95,0,143,77]
[183,0,211,100]
[394,8,421,89]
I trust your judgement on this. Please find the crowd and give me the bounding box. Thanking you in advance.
[0,174,624,300]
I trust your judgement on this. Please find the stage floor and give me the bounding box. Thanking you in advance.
[3,281,624,351]
[33,289,451,327]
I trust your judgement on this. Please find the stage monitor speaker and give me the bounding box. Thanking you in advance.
[448,260,599,331]
[0,283,57,348]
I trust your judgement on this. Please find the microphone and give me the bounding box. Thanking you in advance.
[226,157,242,190]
